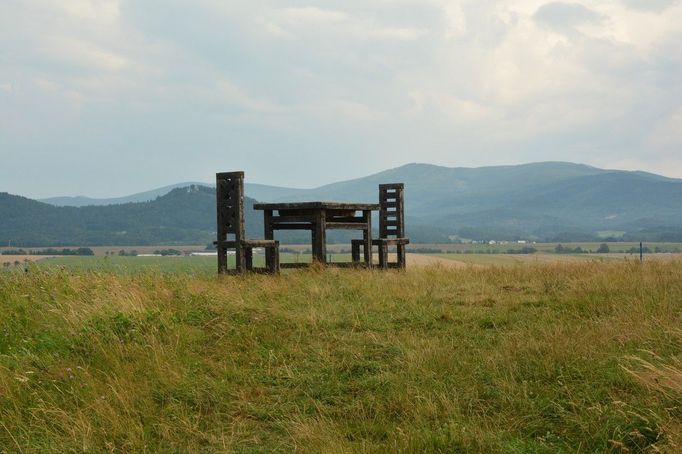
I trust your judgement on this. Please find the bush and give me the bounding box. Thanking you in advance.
[597,243,610,253]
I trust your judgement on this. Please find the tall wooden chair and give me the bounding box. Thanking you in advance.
[215,172,279,274]
[352,183,409,270]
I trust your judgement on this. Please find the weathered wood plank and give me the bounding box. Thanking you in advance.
[325,222,370,230]
[372,238,410,246]
[254,202,380,211]
[271,215,317,223]
[272,223,314,230]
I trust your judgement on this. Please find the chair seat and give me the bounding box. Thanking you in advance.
[351,238,410,246]
[214,239,278,248]
[372,238,410,246]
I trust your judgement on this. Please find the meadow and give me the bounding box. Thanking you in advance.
[19,249,680,273]
[1,260,681,453]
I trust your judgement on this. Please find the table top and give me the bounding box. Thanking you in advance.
[253,201,380,211]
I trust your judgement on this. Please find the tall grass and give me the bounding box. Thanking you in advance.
[1,261,681,452]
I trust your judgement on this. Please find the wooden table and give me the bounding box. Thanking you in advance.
[253,202,380,268]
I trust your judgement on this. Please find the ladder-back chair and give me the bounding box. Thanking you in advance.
[215,172,279,273]
[352,183,409,269]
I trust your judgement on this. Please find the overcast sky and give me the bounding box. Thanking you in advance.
[1,0,681,198]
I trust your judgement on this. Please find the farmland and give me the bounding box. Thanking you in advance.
[1,261,681,452]
[6,247,679,273]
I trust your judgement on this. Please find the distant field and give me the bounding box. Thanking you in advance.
[407,242,682,254]
[0,245,209,256]
[428,252,665,266]
[34,254,312,273]
[4,242,682,274]
[429,253,608,266]
[3,242,682,257]
[19,251,682,272]
[1,255,51,267]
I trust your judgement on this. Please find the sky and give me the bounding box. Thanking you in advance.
[1,0,681,198]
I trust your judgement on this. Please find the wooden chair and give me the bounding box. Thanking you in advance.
[215,172,279,274]
[352,183,409,270]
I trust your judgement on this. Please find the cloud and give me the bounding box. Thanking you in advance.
[533,2,603,34]
[1,0,681,198]
[621,0,681,12]
[281,7,349,24]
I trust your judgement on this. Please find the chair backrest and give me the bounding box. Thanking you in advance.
[379,183,405,238]
[216,171,245,243]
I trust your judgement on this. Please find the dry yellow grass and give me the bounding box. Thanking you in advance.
[1,261,681,452]
[0,255,51,266]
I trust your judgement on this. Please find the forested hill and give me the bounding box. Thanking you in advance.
[0,186,255,247]
[2,186,447,247]
[5,162,682,246]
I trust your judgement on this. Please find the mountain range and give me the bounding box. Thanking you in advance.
[3,161,682,246]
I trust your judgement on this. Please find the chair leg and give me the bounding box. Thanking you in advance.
[379,244,388,270]
[351,240,361,263]
[236,246,246,274]
[217,245,227,274]
[397,244,406,270]
[269,244,280,273]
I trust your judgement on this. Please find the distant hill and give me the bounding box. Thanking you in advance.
[6,162,682,245]
[249,161,682,241]
[38,182,209,207]
[1,186,389,247]
[40,182,305,207]
[1,186,261,247]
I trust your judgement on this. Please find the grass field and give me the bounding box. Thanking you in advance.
[428,253,615,266]
[1,262,681,452]
[30,254,348,273]
[22,252,680,273]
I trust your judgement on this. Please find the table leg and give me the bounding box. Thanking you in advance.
[264,210,274,269]
[363,210,372,268]
[313,209,327,263]
[244,247,253,270]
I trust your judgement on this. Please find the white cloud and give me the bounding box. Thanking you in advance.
[281,6,349,24]
[533,2,604,34]
[1,0,682,197]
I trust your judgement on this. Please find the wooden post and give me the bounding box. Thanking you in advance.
[640,242,643,263]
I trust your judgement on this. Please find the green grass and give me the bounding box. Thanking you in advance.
[1,263,681,452]
[33,254,357,273]
[38,255,224,273]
